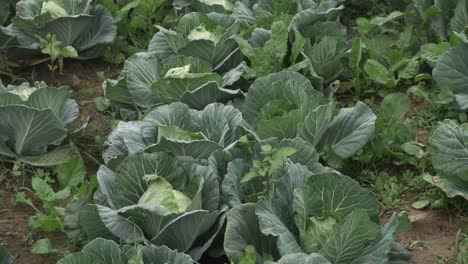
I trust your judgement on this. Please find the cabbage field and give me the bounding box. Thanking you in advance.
[0,0,467,263]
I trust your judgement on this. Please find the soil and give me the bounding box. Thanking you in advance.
[383,205,467,264]
[398,210,466,264]
[0,192,67,264]
[0,60,467,264]
[381,189,467,264]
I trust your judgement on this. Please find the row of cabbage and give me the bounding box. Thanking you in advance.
[56,0,415,263]
[0,0,467,263]
[100,0,468,200]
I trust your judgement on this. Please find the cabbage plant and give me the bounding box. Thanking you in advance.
[230,0,344,30]
[57,238,193,264]
[0,0,116,61]
[234,20,310,79]
[0,81,79,166]
[103,102,247,168]
[173,0,235,13]
[429,120,468,199]
[224,172,411,263]
[78,152,226,260]
[242,71,376,163]
[300,21,348,87]
[104,54,245,119]
[148,12,243,72]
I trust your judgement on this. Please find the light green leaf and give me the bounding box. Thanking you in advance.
[138,175,192,213]
[56,157,86,188]
[31,238,57,255]
[61,45,78,58]
[379,93,410,121]
[364,59,395,87]
[240,171,260,184]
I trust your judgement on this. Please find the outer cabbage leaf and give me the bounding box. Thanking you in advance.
[224,203,280,263]
[58,238,127,264]
[57,238,194,264]
[317,210,380,263]
[429,120,468,199]
[293,173,379,226]
[317,101,376,160]
[0,82,79,166]
[433,44,468,110]
[352,212,412,263]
